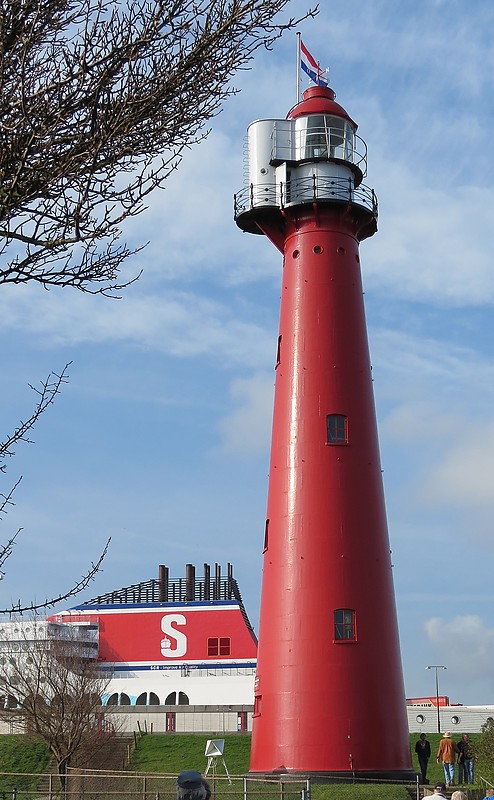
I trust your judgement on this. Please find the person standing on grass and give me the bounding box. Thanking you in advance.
[437,731,459,786]
[415,732,431,783]
[457,732,475,784]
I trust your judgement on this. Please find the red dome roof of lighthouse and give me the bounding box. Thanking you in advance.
[287,86,357,129]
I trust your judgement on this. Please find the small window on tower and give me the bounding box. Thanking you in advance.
[276,335,282,368]
[334,609,356,641]
[327,414,348,444]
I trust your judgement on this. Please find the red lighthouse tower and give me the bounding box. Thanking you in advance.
[234,85,413,779]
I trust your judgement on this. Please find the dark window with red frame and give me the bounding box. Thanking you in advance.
[208,637,231,656]
[327,414,348,444]
[334,609,356,640]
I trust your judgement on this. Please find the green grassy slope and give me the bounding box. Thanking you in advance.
[0,735,51,790]
[130,734,251,775]
[129,734,412,800]
[130,731,481,783]
[0,731,481,800]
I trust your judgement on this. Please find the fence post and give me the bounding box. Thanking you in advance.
[243,776,247,800]
[416,773,420,800]
[143,774,147,800]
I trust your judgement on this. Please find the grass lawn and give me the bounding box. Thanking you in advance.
[0,730,481,800]
[130,736,413,800]
[0,735,51,790]
[130,731,482,793]
[130,734,251,775]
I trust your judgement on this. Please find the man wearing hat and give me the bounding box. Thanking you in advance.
[176,771,211,800]
[436,732,459,786]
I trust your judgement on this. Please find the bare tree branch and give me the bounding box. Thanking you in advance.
[0,620,114,786]
[0,364,71,470]
[0,0,317,295]
[1,537,111,615]
[0,0,318,609]
[0,366,110,614]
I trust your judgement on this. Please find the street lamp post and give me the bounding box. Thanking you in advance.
[427,665,447,733]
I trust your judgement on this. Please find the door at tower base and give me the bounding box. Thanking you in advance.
[234,84,414,779]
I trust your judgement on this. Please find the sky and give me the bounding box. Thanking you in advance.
[1,0,494,706]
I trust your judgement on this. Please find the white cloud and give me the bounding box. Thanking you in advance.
[421,424,494,509]
[122,128,280,288]
[366,163,494,306]
[382,400,462,446]
[217,372,274,456]
[425,616,494,683]
[0,283,275,369]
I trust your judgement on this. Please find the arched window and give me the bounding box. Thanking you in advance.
[149,692,160,706]
[165,692,177,705]
[178,691,189,705]
[136,693,147,706]
[106,693,118,706]
[119,693,131,706]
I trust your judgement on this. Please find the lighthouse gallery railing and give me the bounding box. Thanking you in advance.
[234,173,378,220]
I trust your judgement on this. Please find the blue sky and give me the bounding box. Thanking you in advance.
[1,0,494,705]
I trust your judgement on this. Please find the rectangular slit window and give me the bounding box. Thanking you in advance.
[276,335,282,368]
[263,519,269,552]
[334,609,356,641]
[327,414,348,444]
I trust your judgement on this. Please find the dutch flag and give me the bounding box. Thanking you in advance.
[300,40,329,87]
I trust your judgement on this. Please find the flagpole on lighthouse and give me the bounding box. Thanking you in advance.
[296,32,301,104]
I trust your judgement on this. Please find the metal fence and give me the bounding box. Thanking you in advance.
[0,770,488,800]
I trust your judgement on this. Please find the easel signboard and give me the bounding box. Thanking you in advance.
[204,739,231,784]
